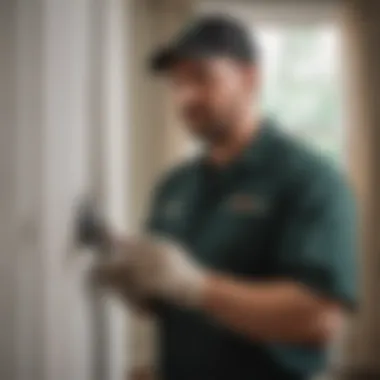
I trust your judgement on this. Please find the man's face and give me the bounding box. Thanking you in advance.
[168,58,256,142]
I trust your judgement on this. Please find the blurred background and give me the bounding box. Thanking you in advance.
[1,0,379,379]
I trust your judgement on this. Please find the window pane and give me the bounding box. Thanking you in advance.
[256,25,343,161]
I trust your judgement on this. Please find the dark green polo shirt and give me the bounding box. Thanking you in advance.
[146,120,357,380]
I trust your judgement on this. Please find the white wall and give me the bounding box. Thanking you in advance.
[0,0,130,379]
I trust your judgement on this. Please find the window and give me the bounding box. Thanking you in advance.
[257,25,343,161]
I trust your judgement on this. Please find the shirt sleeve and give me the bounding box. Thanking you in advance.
[275,169,358,309]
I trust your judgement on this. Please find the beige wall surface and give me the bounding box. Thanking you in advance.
[340,0,380,374]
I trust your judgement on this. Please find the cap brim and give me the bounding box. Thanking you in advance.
[149,45,212,73]
[149,46,178,73]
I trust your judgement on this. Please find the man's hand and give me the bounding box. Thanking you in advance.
[94,235,207,308]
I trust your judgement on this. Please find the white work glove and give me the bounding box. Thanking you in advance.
[94,235,208,309]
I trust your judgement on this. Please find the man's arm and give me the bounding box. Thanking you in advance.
[201,277,342,345]
[201,169,356,346]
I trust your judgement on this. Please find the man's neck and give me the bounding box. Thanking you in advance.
[208,112,261,167]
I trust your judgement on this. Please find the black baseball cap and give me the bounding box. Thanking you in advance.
[149,15,259,73]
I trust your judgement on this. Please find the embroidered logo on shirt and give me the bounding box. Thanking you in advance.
[227,193,269,216]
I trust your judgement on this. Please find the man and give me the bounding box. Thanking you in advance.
[97,15,357,380]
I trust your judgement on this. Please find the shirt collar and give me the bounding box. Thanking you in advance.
[236,118,275,173]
